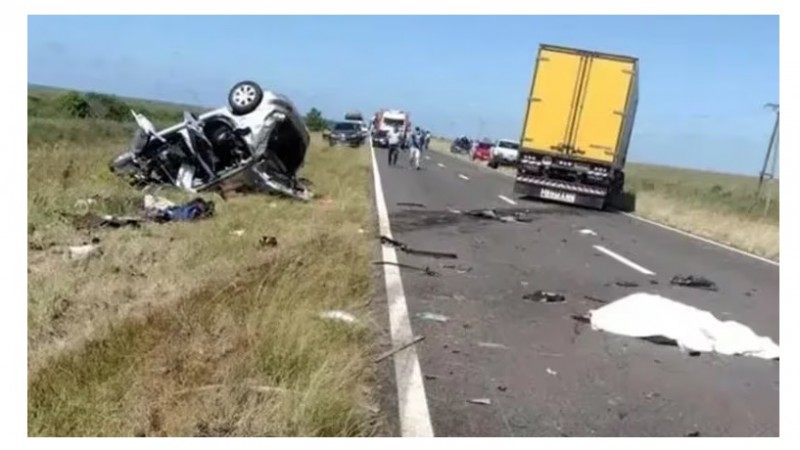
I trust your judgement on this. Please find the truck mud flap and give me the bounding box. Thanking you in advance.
[513,181,605,210]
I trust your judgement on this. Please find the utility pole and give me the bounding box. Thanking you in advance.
[757,104,779,192]
[756,103,779,215]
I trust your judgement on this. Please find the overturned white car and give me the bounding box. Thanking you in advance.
[110,81,312,201]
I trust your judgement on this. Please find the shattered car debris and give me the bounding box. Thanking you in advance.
[109,81,312,201]
[523,291,566,303]
[670,275,718,292]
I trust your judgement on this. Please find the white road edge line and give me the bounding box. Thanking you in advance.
[437,162,446,168]
[458,174,470,181]
[593,245,656,276]
[620,212,779,267]
[498,194,517,205]
[369,140,435,437]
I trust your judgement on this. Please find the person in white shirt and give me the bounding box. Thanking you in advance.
[387,126,401,166]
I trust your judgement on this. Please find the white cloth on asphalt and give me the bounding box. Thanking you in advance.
[588,292,779,360]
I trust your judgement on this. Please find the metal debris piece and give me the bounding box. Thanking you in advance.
[379,235,458,259]
[231,229,245,237]
[523,291,566,303]
[417,312,449,323]
[68,244,101,261]
[670,275,718,292]
[372,261,440,277]
[465,209,499,220]
[397,202,426,208]
[578,229,598,236]
[259,235,278,248]
[615,281,640,288]
[497,385,508,392]
[319,310,358,324]
[464,208,532,223]
[373,335,425,363]
[467,398,492,406]
[477,342,509,350]
[584,295,608,304]
[442,263,472,274]
[546,367,558,376]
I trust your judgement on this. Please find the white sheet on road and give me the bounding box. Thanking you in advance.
[588,293,779,360]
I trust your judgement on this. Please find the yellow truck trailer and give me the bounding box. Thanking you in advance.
[513,44,639,210]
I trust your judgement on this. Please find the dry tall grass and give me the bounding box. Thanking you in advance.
[429,138,779,260]
[28,118,380,436]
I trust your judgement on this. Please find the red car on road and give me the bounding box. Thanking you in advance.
[471,141,493,161]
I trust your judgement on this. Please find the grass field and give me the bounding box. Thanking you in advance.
[430,138,779,261]
[28,113,381,435]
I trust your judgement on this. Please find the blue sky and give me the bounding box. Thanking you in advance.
[28,15,778,175]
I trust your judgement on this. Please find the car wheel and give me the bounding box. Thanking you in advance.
[488,161,498,169]
[228,80,264,115]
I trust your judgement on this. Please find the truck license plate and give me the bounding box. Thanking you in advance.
[540,188,576,203]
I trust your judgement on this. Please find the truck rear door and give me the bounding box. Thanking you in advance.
[572,55,636,164]
[520,47,583,155]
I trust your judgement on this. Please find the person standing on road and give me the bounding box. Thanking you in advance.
[409,127,425,170]
[387,126,401,166]
[424,130,431,151]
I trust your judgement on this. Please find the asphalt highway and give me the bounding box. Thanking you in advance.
[372,144,779,437]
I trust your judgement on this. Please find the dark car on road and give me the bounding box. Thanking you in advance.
[327,121,365,147]
[450,136,472,155]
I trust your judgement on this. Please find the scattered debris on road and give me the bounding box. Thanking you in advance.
[546,367,558,376]
[417,312,450,323]
[467,398,492,406]
[477,342,509,350]
[230,229,245,237]
[523,291,566,303]
[318,310,358,324]
[463,208,533,223]
[373,261,440,277]
[686,431,701,437]
[424,374,438,381]
[578,229,598,236]
[380,235,458,259]
[587,293,779,360]
[615,281,640,288]
[442,263,472,274]
[373,335,425,363]
[670,275,718,292]
[650,280,659,285]
[258,236,278,248]
[397,202,426,208]
[497,385,508,392]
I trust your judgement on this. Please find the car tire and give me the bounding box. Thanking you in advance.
[488,161,499,169]
[228,80,264,115]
